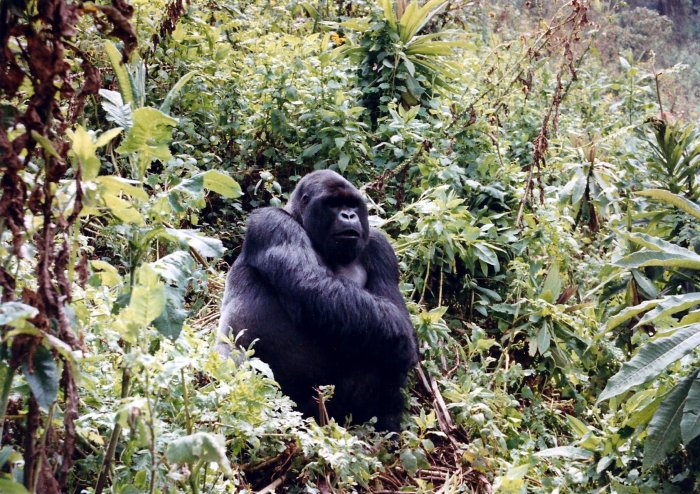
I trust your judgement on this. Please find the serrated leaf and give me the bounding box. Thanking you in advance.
[681,374,700,444]
[598,324,700,402]
[636,189,700,221]
[643,371,698,469]
[150,251,194,286]
[202,170,243,199]
[105,41,134,105]
[21,345,58,410]
[165,432,231,475]
[117,108,178,179]
[100,89,133,128]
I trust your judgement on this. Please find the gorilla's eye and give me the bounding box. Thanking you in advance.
[301,194,310,205]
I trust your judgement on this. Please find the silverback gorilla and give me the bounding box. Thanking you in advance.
[217,170,418,431]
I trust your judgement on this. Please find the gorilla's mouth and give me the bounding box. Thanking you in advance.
[334,229,360,240]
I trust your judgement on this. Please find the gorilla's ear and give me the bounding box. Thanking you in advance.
[284,187,304,223]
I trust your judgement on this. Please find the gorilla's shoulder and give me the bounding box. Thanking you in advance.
[244,207,309,252]
[364,229,400,277]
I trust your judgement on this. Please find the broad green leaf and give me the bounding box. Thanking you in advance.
[115,265,166,342]
[400,449,418,476]
[150,251,194,286]
[105,41,134,105]
[681,375,700,444]
[637,189,700,221]
[165,432,231,475]
[603,299,660,333]
[537,326,551,355]
[0,302,38,326]
[566,415,591,437]
[643,371,698,469]
[473,243,499,270]
[635,292,700,328]
[103,194,145,225]
[0,479,30,494]
[160,71,196,115]
[90,260,121,287]
[678,310,700,326]
[534,446,593,460]
[21,345,58,410]
[632,269,658,299]
[68,125,101,180]
[540,261,562,303]
[614,251,700,270]
[626,232,700,258]
[30,130,61,159]
[95,127,123,148]
[153,285,187,341]
[95,176,148,201]
[202,170,243,199]
[175,174,204,195]
[598,324,700,402]
[162,229,224,258]
[117,108,178,179]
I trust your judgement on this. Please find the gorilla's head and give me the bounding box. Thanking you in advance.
[285,170,369,267]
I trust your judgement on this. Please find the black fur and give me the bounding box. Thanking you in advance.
[217,170,418,431]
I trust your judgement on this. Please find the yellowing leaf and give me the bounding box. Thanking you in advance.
[203,170,243,198]
[103,194,145,225]
[95,176,148,202]
[68,125,101,180]
[90,260,121,287]
[95,127,123,148]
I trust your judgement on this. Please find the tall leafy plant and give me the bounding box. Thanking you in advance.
[337,0,464,125]
[598,189,700,469]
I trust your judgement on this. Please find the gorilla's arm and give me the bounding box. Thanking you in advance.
[241,207,415,367]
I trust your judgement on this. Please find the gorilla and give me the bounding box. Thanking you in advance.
[217,170,418,431]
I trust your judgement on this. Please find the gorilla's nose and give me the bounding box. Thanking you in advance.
[340,210,358,222]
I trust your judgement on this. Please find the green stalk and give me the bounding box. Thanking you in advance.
[0,362,15,447]
[95,348,132,494]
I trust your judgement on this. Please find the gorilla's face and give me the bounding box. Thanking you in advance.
[286,170,369,267]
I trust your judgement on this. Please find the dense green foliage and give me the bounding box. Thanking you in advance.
[1,1,699,493]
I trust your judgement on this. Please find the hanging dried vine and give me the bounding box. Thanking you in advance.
[0,0,135,491]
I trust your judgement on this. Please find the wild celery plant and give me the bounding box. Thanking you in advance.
[336,0,465,125]
[597,189,700,470]
[642,116,700,198]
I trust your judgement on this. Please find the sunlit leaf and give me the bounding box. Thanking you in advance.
[598,324,700,402]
